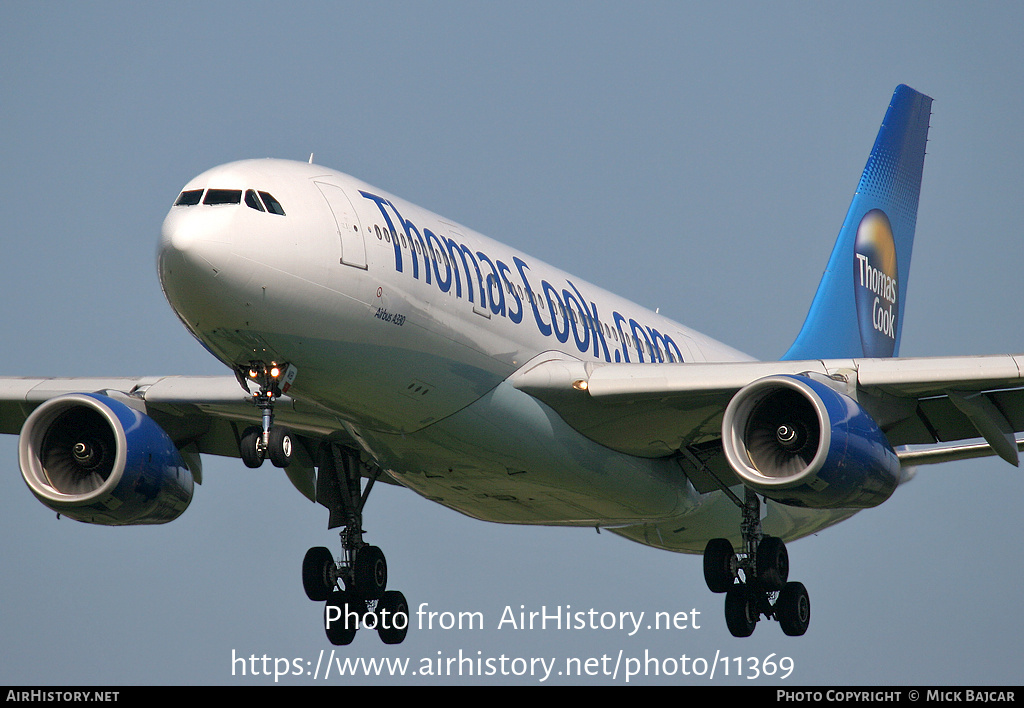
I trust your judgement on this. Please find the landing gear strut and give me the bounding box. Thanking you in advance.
[302,443,409,645]
[238,362,296,469]
[702,488,810,637]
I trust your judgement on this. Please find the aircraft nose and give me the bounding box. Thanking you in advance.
[158,208,242,326]
[159,208,233,272]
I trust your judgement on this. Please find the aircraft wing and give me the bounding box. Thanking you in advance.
[512,354,1024,470]
[0,375,361,498]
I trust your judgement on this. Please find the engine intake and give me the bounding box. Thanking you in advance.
[722,375,900,509]
[19,393,194,525]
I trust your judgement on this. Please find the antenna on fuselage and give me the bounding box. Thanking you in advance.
[308,153,314,164]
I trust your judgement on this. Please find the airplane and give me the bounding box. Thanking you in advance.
[3,84,1022,643]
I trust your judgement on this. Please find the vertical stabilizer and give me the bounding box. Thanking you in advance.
[783,85,932,360]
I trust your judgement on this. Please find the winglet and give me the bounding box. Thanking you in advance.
[783,85,932,360]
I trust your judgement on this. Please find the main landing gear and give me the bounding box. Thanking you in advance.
[702,488,810,637]
[301,444,409,646]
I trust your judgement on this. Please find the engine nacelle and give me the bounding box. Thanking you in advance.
[721,375,900,509]
[19,393,194,525]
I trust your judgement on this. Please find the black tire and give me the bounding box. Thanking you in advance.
[725,585,758,637]
[324,590,360,646]
[776,581,811,636]
[302,546,336,601]
[376,590,409,645]
[756,536,789,591]
[703,538,736,593]
[267,426,294,468]
[239,426,264,468]
[353,545,387,600]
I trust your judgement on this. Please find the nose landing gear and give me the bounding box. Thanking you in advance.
[237,362,296,469]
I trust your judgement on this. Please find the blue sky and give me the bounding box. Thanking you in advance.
[1,2,1022,685]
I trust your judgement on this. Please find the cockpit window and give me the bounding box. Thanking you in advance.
[174,189,204,206]
[259,191,286,216]
[203,189,242,205]
[244,189,265,212]
[174,186,283,214]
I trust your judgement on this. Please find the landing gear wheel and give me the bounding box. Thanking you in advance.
[725,585,758,637]
[776,581,811,636]
[302,546,336,601]
[353,545,387,600]
[239,426,264,468]
[703,538,736,593]
[324,590,360,646]
[756,535,789,591]
[376,590,409,645]
[267,425,294,468]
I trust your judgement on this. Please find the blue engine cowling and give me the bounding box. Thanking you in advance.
[19,393,194,525]
[721,375,900,509]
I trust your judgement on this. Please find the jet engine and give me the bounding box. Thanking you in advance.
[19,393,194,525]
[721,375,900,509]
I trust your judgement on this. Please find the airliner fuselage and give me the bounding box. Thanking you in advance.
[158,158,831,545]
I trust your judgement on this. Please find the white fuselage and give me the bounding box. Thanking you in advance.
[158,159,849,552]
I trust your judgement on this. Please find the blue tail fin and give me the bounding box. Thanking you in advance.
[782,85,932,361]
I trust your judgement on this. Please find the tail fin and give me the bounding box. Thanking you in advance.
[782,85,932,361]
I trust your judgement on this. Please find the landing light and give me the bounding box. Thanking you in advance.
[572,380,589,391]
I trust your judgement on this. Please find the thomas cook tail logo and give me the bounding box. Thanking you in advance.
[854,209,898,357]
